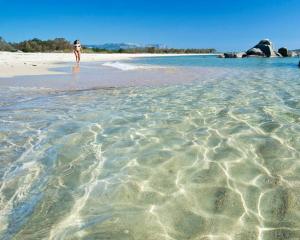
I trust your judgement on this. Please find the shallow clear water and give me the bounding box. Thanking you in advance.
[1,56,300,240]
[128,54,299,69]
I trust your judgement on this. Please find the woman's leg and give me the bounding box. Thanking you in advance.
[77,51,81,63]
[74,50,78,62]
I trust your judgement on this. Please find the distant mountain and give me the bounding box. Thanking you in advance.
[85,43,167,50]
[144,44,168,49]
[86,43,139,50]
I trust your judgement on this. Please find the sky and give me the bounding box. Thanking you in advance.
[0,0,299,51]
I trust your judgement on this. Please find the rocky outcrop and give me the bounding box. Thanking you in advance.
[221,39,298,58]
[235,52,247,58]
[278,47,288,57]
[278,47,297,57]
[246,39,279,57]
[221,52,247,58]
[258,39,272,45]
[224,53,236,58]
[246,47,265,56]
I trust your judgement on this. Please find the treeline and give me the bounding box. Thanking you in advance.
[0,37,72,52]
[0,37,15,51]
[84,47,216,54]
[13,38,72,52]
[0,37,216,54]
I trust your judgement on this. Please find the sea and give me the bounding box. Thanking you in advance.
[0,55,300,239]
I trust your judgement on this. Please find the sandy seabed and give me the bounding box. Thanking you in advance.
[0,52,222,90]
[1,53,299,240]
[0,52,212,78]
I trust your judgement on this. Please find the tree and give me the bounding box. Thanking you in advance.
[9,38,73,52]
[0,37,15,51]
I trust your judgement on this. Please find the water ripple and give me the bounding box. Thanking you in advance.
[0,64,300,239]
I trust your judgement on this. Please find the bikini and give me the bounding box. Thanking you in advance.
[74,44,81,51]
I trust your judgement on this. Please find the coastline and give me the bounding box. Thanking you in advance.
[0,52,216,78]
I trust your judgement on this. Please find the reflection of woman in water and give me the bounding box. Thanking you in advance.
[73,40,81,63]
[72,64,80,74]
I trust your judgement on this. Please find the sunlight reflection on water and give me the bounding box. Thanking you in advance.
[0,57,300,240]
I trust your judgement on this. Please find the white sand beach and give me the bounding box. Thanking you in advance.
[0,52,213,78]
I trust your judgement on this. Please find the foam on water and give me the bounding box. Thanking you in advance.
[0,56,300,239]
[103,61,152,71]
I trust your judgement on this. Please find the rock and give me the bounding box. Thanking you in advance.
[235,52,247,58]
[279,48,298,57]
[288,51,297,57]
[246,47,265,56]
[224,53,236,58]
[219,39,292,59]
[246,39,279,57]
[256,44,277,57]
[298,61,300,67]
[223,52,246,58]
[258,39,272,45]
[278,47,288,57]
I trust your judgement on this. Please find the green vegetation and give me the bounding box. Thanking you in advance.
[82,46,216,54]
[11,38,72,52]
[0,37,15,51]
[0,37,216,54]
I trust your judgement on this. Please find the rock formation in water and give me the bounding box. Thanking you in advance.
[278,47,288,57]
[278,47,298,57]
[220,39,298,58]
[222,52,247,58]
[246,39,280,57]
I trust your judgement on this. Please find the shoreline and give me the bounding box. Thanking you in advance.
[0,52,217,78]
[0,63,229,91]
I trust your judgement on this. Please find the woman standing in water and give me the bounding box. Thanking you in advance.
[73,40,81,63]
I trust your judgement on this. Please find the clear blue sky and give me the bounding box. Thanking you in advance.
[0,0,299,51]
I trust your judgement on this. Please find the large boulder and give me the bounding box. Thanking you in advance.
[246,39,279,57]
[299,61,300,67]
[255,44,277,57]
[278,47,288,57]
[278,47,298,57]
[246,47,265,56]
[258,39,272,45]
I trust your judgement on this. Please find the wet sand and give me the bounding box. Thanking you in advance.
[0,61,230,90]
[0,52,215,78]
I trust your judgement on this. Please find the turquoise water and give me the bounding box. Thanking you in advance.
[0,56,300,239]
[128,55,299,69]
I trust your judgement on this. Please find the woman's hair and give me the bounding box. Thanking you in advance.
[73,40,80,45]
